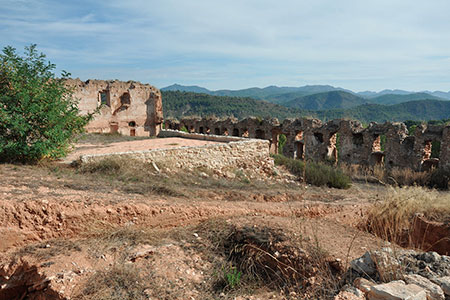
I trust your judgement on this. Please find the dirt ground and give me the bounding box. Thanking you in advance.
[0,136,394,299]
[64,137,223,163]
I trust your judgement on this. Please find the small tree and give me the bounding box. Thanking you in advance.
[0,44,92,163]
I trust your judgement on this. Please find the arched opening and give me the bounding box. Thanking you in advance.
[222,128,229,136]
[255,129,265,139]
[295,141,304,160]
[199,126,204,134]
[242,129,249,138]
[314,132,324,143]
[98,90,110,107]
[232,128,239,137]
[205,127,211,134]
[352,133,364,147]
[120,92,131,107]
[330,133,338,162]
[372,134,381,152]
[214,128,220,135]
[128,121,136,127]
[421,140,441,171]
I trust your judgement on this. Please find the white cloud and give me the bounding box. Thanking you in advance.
[0,0,449,91]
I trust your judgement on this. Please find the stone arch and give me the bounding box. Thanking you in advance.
[255,129,265,139]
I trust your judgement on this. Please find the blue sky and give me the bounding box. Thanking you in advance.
[1,0,449,91]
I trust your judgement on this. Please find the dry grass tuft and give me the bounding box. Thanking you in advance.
[75,265,148,300]
[364,186,450,246]
[79,157,182,196]
[388,167,430,187]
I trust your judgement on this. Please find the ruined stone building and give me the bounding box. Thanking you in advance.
[165,117,450,172]
[67,79,163,136]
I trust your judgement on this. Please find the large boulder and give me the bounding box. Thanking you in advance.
[404,274,445,300]
[368,280,426,300]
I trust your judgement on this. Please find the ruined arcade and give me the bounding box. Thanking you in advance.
[166,116,450,172]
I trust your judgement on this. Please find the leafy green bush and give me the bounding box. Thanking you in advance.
[273,154,351,189]
[0,44,92,163]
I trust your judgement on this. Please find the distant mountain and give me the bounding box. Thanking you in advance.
[424,91,450,100]
[162,90,450,123]
[358,89,412,98]
[358,89,450,100]
[161,84,352,102]
[162,84,212,94]
[315,100,450,123]
[370,93,443,105]
[282,91,369,110]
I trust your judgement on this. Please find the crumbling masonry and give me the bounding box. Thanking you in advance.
[165,117,450,171]
[67,79,163,136]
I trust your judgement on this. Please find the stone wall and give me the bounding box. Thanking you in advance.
[80,132,271,173]
[67,79,163,137]
[165,117,450,171]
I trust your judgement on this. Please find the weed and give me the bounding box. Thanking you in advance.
[223,263,242,289]
[273,154,351,189]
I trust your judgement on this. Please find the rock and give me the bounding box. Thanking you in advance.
[351,251,376,275]
[334,290,365,300]
[432,277,450,296]
[404,274,445,300]
[419,252,441,264]
[199,172,209,178]
[128,245,156,262]
[354,277,376,294]
[368,281,427,300]
[372,248,401,282]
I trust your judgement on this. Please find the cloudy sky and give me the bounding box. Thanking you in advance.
[1,0,449,91]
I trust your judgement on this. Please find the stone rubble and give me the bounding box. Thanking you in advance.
[336,248,450,300]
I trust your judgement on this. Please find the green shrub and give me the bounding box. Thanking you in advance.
[0,44,93,163]
[273,154,351,189]
[180,126,188,132]
[278,133,287,154]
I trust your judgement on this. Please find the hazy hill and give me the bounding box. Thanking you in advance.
[283,91,369,110]
[358,89,450,100]
[315,100,450,123]
[370,93,443,105]
[162,84,351,102]
[162,84,211,94]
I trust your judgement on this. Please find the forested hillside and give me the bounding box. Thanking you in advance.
[162,91,450,123]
